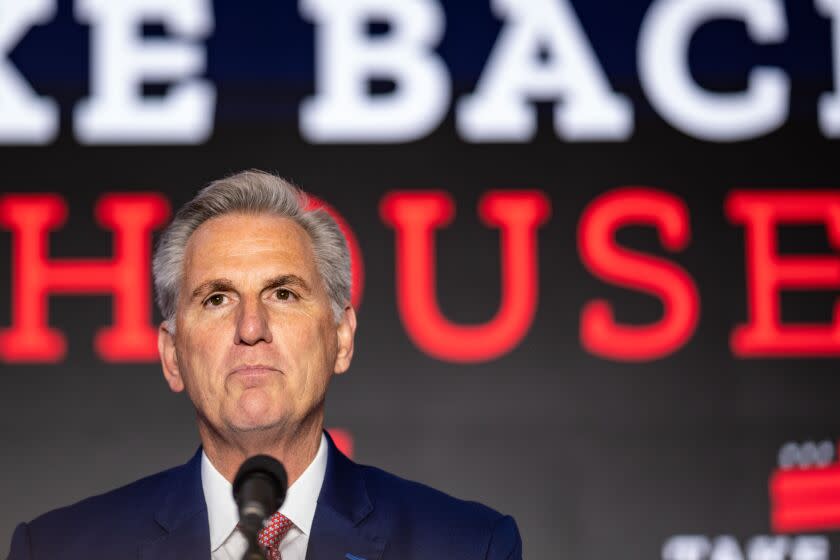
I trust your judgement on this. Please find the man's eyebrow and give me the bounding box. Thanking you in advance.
[191,279,235,300]
[264,274,311,293]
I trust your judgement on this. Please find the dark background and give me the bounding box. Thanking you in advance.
[2,1,840,558]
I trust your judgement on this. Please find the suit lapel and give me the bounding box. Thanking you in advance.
[306,433,386,560]
[140,449,211,560]
[135,438,385,560]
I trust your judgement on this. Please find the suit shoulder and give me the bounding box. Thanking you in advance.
[8,452,208,560]
[358,463,506,525]
[30,464,177,526]
[354,464,522,559]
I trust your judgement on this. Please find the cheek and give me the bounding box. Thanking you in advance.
[177,323,229,394]
[275,313,335,374]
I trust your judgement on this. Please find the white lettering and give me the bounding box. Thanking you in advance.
[747,536,788,560]
[457,0,632,141]
[300,0,449,143]
[0,0,58,144]
[663,536,711,560]
[74,0,215,144]
[638,0,789,141]
[665,535,829,560]
[711,536,745,560]
[791,536,830,560]
[817,0,840,136]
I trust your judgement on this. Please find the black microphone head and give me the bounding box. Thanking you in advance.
[233,454,288,513]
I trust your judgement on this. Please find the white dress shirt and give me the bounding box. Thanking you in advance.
[201,433,329,560]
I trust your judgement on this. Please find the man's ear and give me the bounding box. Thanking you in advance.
[333,306,357,375]
[158,321,185,393]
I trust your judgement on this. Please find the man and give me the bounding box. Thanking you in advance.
[7,171,522,560]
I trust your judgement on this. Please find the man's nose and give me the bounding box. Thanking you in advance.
[234,297,273,345]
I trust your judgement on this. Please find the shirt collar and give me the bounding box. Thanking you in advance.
[201,432,329,551]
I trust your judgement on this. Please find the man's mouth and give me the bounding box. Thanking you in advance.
[229,364,282,377]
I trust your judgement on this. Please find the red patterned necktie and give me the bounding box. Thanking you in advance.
[256,512,294,560]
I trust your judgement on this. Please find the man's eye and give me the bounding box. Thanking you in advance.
[205,294,226,306]
[275,289,294,301]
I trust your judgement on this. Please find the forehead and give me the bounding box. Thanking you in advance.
[182,212,318,285]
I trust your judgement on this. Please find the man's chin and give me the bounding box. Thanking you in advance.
[226,392,286,429]
[226,412,287,434]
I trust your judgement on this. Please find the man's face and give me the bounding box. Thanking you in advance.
[158,212,355,436]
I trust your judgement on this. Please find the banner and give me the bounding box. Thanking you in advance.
[2,2,840,558]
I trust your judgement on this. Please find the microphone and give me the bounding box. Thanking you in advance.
[233,455,288,560]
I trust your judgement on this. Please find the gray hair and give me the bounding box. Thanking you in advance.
[153,170,351,328]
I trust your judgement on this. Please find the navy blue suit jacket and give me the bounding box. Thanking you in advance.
[7,434,522,560]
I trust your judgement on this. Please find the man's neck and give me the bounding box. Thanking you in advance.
[197,415,324,485]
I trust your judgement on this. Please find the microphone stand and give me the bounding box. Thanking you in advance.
[242,532,267,560]
[239,524,267,560]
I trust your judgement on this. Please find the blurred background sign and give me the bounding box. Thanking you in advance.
[2,1,840,558]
